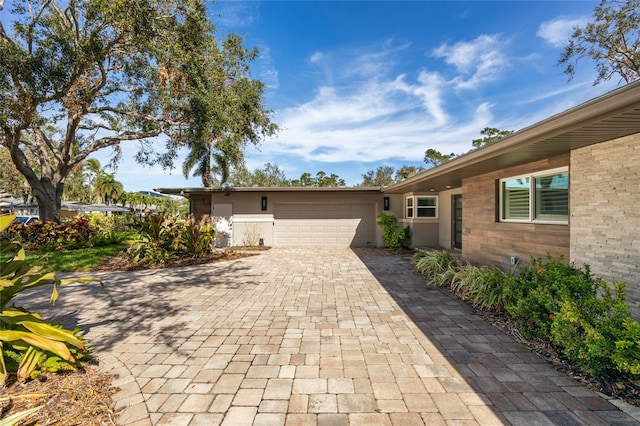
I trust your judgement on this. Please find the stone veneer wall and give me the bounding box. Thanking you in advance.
[570,134,640,318]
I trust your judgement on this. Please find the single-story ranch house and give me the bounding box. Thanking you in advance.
[158,80,640,317]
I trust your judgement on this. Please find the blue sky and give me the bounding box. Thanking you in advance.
[6,1,623,190]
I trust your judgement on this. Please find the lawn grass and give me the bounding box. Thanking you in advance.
[2,244,127,273]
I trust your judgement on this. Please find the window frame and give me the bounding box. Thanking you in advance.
[405,195,438,219]
[499,167,569,224]
[405,196,414,218]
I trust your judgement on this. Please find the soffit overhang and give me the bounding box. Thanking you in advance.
[156,186,383,196]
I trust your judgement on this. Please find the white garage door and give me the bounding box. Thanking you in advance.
[274,203,376,247]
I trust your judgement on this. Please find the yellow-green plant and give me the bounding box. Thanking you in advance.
[0,215,98,384]
[0,404,44,426]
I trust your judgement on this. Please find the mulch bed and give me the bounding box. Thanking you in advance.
[1,366,118,426]
[92,248,258,271]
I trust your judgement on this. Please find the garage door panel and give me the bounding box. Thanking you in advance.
[274,203,376,247]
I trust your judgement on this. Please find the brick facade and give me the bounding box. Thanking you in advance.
[570,134,640,318]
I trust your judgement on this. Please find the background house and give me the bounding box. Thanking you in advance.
[159,81,640,317]
[161,187,385,248]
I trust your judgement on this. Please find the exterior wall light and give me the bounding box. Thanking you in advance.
[383,196,390,211]
[261,196,267,211]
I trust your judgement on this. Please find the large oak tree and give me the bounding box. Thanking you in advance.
[0,0,276,221]
[560,0,640,85]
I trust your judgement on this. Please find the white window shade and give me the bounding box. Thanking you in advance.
[534,173,568,221]
[502,178,530,220]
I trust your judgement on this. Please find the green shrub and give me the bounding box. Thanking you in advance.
[503,255,596,340]
[377,212,410,253]
[413,250,457,287]
[550,281,640,378]
[85,213,133,233]
[3,217,94,250]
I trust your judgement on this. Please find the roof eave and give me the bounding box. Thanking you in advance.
[383,80,640,194]
[156,186,384,195]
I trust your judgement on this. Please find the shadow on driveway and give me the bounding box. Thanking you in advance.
[353,248,638,425]
[14,260,256,356]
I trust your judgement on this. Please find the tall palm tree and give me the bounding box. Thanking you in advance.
[84,158,103,203]
[183,139,213,187]
[183,139,238,187]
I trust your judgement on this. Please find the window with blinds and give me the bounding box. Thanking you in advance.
[535,172,568,221]
[502,177,530,220]
[500,168,568,224]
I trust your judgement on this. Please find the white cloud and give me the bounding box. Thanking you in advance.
[520,80,591,104]
[310,51,323,63]
[249,40,510,168]
[432,34,509,90]
[537,17,587,48]
[343,41,411,79]
[266,66,493,164]
[393,71,449,127]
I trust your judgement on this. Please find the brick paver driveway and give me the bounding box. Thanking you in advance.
[22,248,640,425]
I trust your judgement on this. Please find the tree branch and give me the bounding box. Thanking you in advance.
[74,129,165,166]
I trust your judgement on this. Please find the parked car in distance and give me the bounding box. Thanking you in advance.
[13,215,39,225]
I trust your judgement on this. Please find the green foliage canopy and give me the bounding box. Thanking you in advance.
[0,0,276,221]
[423,148,456,167]
[560,0,640,85]
[471,127,514,148]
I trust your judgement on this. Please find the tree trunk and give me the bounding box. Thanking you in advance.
[31,177,64,222]
[7,132,67,222]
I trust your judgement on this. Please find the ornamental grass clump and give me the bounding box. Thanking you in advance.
[413,250,457,287]
[450,264,510,310]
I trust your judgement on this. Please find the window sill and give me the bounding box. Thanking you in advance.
[500,219,568,225]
